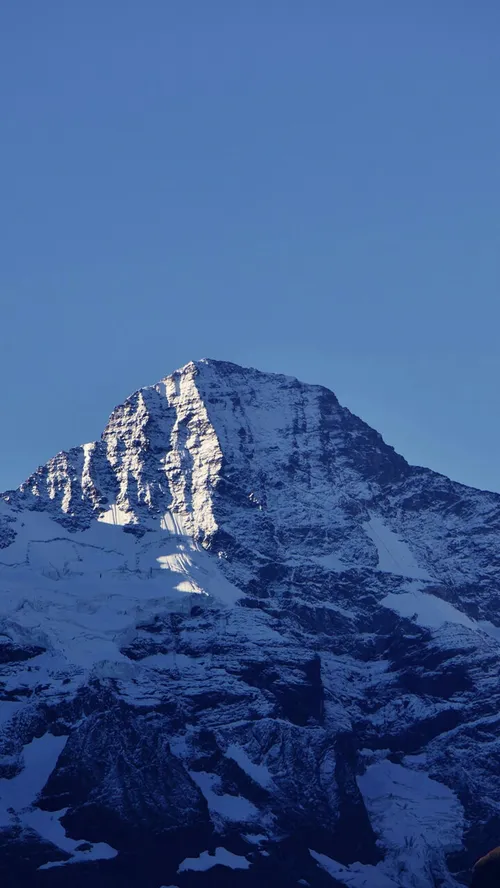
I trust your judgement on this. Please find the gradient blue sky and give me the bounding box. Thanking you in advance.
[1,2,499,492]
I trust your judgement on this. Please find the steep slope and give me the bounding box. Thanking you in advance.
[1,358,500,888]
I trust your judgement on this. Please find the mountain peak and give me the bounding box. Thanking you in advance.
[162,356,305,388]
[6,357,408,536]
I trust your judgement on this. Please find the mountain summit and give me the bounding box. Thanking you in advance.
[1,359,500,887]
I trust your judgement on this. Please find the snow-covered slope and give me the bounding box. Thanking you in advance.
[1,358,500,887]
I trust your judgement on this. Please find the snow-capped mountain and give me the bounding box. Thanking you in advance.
[1,358,499,887]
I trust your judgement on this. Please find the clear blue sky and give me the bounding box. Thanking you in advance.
[1,2,499,493]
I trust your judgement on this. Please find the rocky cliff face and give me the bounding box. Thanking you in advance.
[1,359,500,887]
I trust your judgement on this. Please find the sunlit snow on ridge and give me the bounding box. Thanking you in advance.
[0,507,242,672]
[97,502,131,526]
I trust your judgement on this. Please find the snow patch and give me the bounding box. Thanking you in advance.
[0,732,117,868]
[310,850,398,887]
[364,516,432,580]
[381,590,475,630]
[0,733,67,825]
[225,744,272,788]
[243,833,268,845]
[32,807,117,869]
[357,759,464,887]
[188,771,258,822]
[178,847,250,872]
[311,759,464,887]
[477,619,500,641]
[358,759,464,851]
[381,589,500,642]
[313,553,345,572]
